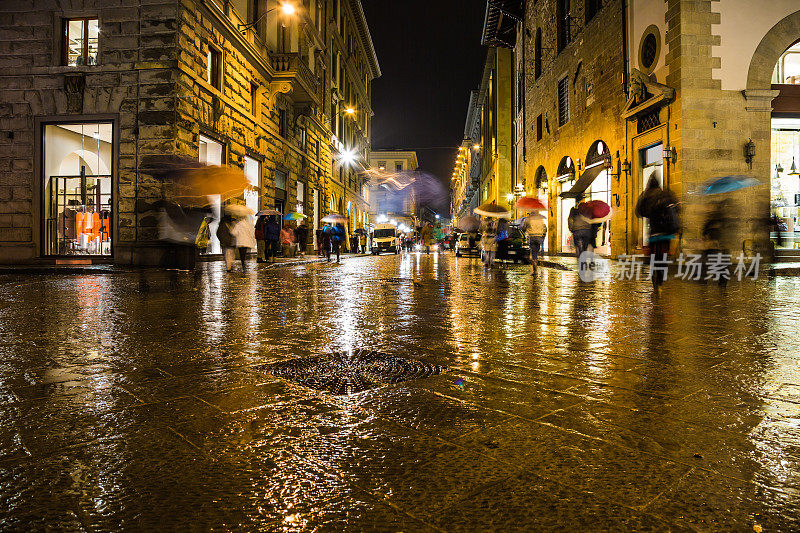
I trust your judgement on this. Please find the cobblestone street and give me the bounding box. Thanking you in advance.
[1,254,799,531]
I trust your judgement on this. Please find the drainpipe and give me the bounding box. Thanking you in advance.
[621,0,630,255]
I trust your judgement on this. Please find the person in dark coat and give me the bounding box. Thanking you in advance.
[321,223,333,261]
[216,213,236,271]
[255,215,268,263]
[294,221,309,256]
[330,223,345,263]
[636,177,681,294]
[264,215,281,263]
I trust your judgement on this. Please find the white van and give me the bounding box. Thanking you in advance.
[371,224,400,254]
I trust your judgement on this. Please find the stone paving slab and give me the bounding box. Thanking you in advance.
[0,254,799,530]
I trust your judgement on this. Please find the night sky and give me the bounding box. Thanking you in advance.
[362,0,487,214]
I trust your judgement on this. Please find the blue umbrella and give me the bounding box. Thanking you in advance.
[701,175,760,195]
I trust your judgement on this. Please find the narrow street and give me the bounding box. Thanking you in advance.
[0,255,798,531]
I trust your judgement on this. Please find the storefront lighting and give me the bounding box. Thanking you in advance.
[789,157,799,175]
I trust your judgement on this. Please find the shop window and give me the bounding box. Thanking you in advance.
[558,76,569,126]
[585,0,602,24]
[534,28,542,79]
[199,135,224,254]
[557,0,571,53]
[773,41,800,85]
[63,18,99,66]
[43,122,113,256]
[207,45,221,89]
[244,156,260,216]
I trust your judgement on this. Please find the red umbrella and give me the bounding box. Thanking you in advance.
[516,196,547,211]
[579,200,611,223]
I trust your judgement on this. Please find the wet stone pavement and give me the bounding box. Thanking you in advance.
[0,253,799,531]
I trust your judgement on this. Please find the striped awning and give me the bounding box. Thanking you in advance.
[482,0,523,48]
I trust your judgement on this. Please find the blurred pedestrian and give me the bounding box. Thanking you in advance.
[316,227,324,255]
[216,213,236,271]
[522,213,547,276]
[480,217,498,267]
[264,215,281,263]
[280,222,296,258]
[701,200,730,286]
[331,222,345,263]
[230,213,256,271]
[295,220,308,256]
[496,218,510,261]
[568,195,592,258]
[636,177,681,293]
[360,231,367,253]
[255,214,268,263]
[421,223,433,254]
[321,222,332,261]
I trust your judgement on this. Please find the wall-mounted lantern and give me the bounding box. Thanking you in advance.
[744,139,756,169]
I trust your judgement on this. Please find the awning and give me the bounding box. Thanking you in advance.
[559,163,605,198]
[482,0,523,47]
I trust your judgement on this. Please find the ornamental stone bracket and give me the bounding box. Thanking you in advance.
[63,72,85,114]
[621,68,676,120]
[743,89,780,112]
[268,81,293,106]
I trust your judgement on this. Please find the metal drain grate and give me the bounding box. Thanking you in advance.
[267,350,446,395]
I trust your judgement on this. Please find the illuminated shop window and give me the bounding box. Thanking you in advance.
[64,18,99,66]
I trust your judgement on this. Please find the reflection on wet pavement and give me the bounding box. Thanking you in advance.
[0,254,799,531]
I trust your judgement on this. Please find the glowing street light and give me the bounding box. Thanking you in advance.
[239,1,297,32]
[473,144,481,151]
[344,106,356,115]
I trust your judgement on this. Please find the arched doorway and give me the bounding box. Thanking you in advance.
[584,140,612,255]
[769,39,800,250]
[534,166,549,252]
[747,11,800,252]
[555,156,576,253]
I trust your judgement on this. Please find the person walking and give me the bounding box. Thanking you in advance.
[294,221,308,256]
[216,213,236,271]
[280,223,296,258]
[636,177,681,294]
[264,215,281,263]
[321,222,333,261]
[421,223,433,254]
[230,214,256,271]
[568,195,592,258]
[480,217,498,268]
[331,222,345,263]
[522,213,547,276]
[255,214,268,263]
[359,231,367,254]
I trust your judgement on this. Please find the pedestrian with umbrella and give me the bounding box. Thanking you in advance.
[636,177,681,294]
[294,218,309,256]
[218,205,256,271]
[255,208,281,263]
[521,212,547,276]
[567,195,593,259]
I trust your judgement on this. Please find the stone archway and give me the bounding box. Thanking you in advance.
[747,10,800,90]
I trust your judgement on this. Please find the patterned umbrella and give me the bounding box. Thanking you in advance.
[283,212,307,221]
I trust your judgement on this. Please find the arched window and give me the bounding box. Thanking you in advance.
[330,193,336,213]
[534,28,542,80]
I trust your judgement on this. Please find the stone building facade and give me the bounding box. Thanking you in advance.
[367,149,419,229]
[478,0,800,258]
[0,0,379,264]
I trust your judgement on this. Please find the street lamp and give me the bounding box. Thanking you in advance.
[239,2,297,33]
[344,106,356,116]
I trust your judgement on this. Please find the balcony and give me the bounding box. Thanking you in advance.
[270,53,321,105]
